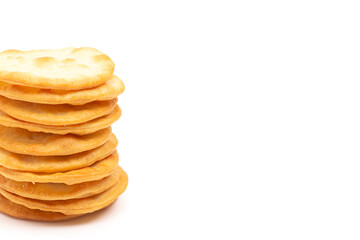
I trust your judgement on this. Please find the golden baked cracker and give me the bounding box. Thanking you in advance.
[0,166,121,200]
[0,106,121,135]
[0,192,82,221]
[0,96,117,126]
[0,125,112,156]
[0,134,117,173]
[0,152,119,185]
[0,166,128,215]
[0,47,114,90]
[0,75,125,105]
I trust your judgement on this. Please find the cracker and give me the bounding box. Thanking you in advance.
[0,96,117,126]
[0,75,124,105]
[0,134,117,173]
[0,106,121,135]
[0,166,121,201]
[0,192,81,221]
[0,47,114,90]
[0,152,119,185]
[0,166,128,215]
[0,125,112,156]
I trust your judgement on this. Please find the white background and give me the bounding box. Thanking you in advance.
[0,0,360,239]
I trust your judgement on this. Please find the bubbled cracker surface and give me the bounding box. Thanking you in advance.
[0,48,114,90]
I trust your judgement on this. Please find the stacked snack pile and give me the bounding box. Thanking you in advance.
[0,47,127,221]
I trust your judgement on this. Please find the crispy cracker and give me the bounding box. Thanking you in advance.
[0,134,117,173]
[0,166,128,215]
[0,47,114,90]
[0,166,121,200]
[0,125,112,156]
[0,152,119,185]
[0,106,121,135]
[0,75,124,105]
[0,192,81,221]
[0,96,117,126]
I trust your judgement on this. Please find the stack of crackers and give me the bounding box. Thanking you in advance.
[0,48,127,221]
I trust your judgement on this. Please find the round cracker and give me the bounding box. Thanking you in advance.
[0,125,112,156]
[0,166,128,215]
[0,192,82,221]
[0,75,124,105]
[0,152,119,185]
[0,47,114,90]
[0,166,121,200]
[0,106,121,135]
[0,134,117,173]
[0,96,117,126]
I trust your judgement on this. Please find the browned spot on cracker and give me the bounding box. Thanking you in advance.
[71,47,86,54]
[93,54,111,62]
[63,58,76,64]
[2,50,22,54]
[93,54,111,63]
[34,57,55,67]
[79,64,89,68]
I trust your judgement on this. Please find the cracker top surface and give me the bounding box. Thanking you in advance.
[0,47,114,90]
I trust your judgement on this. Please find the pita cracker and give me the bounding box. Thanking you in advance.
[0,75,124,105]
[0,96,117,126]
[0,166,128,215]
[0,192,82,221]
[0,166,121,200]
[0,125,112,156]
[0,106,121,135]
[0,152,119,185]
[0,134,117,173]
